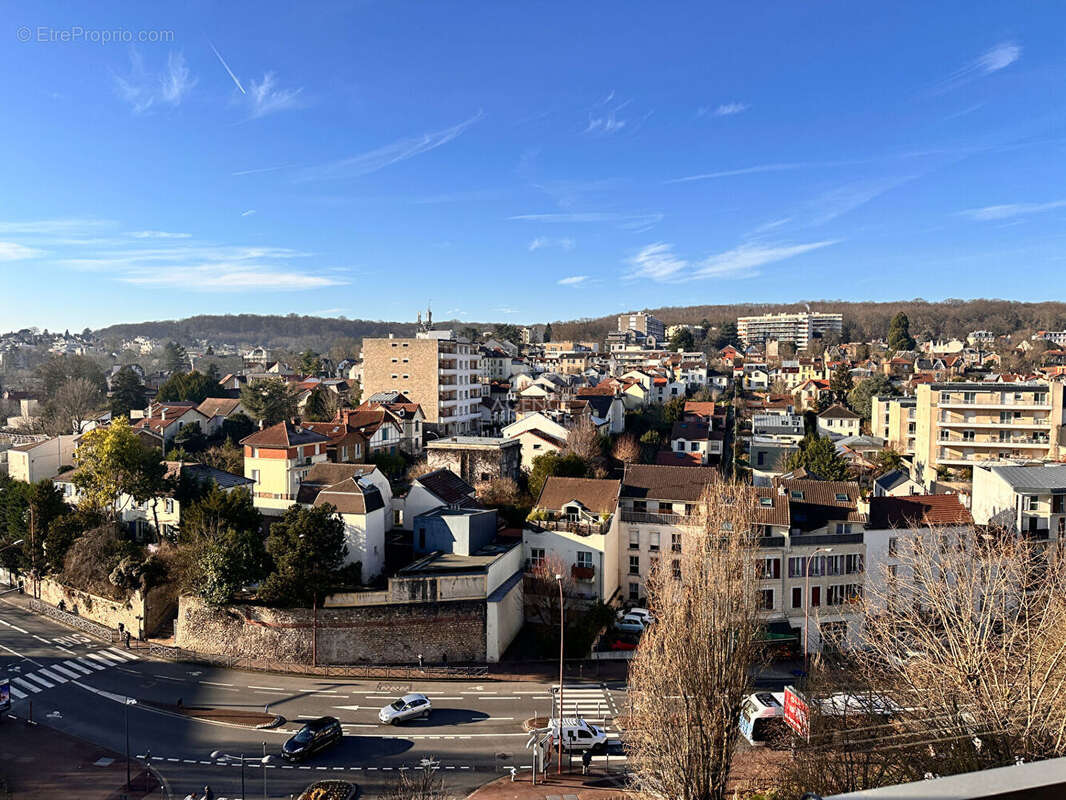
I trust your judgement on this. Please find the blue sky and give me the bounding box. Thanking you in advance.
[1,1,1064,331]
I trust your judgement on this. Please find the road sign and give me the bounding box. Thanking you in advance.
[783,685,809,740]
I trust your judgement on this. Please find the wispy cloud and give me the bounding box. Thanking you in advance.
[209,41,245,94]
[495,307,520,315]
[120,265,344,291]
[714,102,749,117]
[958,200,1066,221]
[665,159,863,184]
[509,212,662,231]
[626,240,837,282]
[583,92,651,136]
[231,164,293,177]
[114,49,196,113]
[557,275,590,287]
[240,210,257,217]
[529,237,576,252]
[802,175,916,225]
[0,242,43,261]
[247,72,304,118]
[0,219,114,235]
[936,41,1021,93]
[296,111,484,182]
[128,230,191,239]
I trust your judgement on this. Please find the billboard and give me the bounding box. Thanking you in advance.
[783,685,809,740]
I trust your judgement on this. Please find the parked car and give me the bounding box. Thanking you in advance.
[549,718,608,752]
[282,716,343,761]
[610,637,638,651]
[618,607,655,625]
[616,614,648,634]
[379,693,432,725]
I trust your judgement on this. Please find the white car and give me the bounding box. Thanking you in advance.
[620,608,655,625]
[616,614,649,634]
[378,693,432,725]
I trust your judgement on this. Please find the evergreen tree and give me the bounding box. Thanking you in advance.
[543,323,552,343]
[669,328,696,351]
[259,505,348,606]
[240,378,298,425]
[714,322,739,349]
[163,341,190,372]
[157,370,224,403]
[888,312,916,352]
[829,362,854,402]
[109,366,147,419]
[784,435,852,481]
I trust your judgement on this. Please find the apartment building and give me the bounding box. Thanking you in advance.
[241,421,330,514]
[361,332,482,436]
[737,311,843,349]
[617,311,665,343]
[871,395,917,455]
[7,434,79,483]
[913,381,1066,485]
[971,463,1066,541]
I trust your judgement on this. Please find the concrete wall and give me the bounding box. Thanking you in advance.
[340,506,386,581]
[413,509,497,556]
[486,574,524,662]
[175,594,487,664]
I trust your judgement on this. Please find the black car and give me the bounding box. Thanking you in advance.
[282,716,343,761]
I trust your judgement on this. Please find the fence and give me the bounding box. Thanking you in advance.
[28,598,119,643]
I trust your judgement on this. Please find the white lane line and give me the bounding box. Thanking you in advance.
[50,664,81,680]
[37,668,67,684]
[25,673,54,689]
[248,685,285,691]
[254,690,288,696]
[33,635,51,645]
[12,678,39,694]
[478,696,519,700]
[106,647,140,662]
[56,646,76,656]
[76,657,104,671]
[151,673,185,682]
[9,685,27,699]
[200,680,234,687]
[92,651,125,665]
[84,653,113,668]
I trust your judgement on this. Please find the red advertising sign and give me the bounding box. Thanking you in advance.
[783,685,810,740]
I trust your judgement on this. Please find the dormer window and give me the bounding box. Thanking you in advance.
[835,493,848,503]
[790,490,804,500]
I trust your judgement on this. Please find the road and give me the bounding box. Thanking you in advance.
[0,599,629,799]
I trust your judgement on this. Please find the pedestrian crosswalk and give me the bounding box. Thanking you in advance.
[551,684,618,723]
[7,647,139,699]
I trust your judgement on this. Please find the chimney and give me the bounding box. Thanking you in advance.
[161,407,167,422]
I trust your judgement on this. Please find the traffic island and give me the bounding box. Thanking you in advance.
[467,771,635,800]
[142,701,283,729]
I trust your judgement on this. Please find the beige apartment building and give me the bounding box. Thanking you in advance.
[913,381,1066,485]
[362,334,482,436]
[871,395,917,455]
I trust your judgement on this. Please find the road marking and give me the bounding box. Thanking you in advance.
[56,646,76,656]
[200,680,233,687]
[37,668,67,684]
[63,659,92,675]
[33,635,50,645]
[341,724,377,729]
[92,651,126,665]
[24,673,54,689]
[50,664,81,680]
[183,759,196,764]
[106,647,140,662]
[83,653,112,668]
[0,619,28,634]
[8,685,27,699]
[254,690,287,696]
[478,696,519,700]
[12,678,40,694]
[248,685,285,691]
[76,657,105,671]
[151,673,185,682]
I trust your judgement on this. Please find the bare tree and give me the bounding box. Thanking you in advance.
[45,377,103,435]
[612,433,641,464]
[625,482,763,800]
[381,766,450,800]
[783,526,1066,795]
[565,415,601,463]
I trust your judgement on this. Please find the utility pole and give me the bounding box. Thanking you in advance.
[555,574,564,775]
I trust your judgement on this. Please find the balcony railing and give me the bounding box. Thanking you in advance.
[571,564,596,582]
[621,510,702,527]
[790,533,864,546]
[527,517,611,536]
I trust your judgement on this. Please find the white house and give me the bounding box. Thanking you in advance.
[7,435,79,483]
[817,404,862,439]
[305,464,390,582]
[971,463,1066,539]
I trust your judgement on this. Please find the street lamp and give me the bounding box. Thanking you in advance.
[124,697,137,789]
[803,547,832,675]
[554,573,564,775]
[211,750,272,800]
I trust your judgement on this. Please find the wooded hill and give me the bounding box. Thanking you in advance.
[550,299,1066,345]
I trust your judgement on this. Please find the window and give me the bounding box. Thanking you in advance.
[810,586,821,607]
[164,498,174,514]
[788,557,805,577]
[790,490,804,500]
[629,530,640,550]
[792,587,802,609]
[649,532,660,552]
[576,551,593,569]
[251,469,260,484]
[888,537,899,556]
[676,441,684,452]
[835,493,848,503]
[756,557,780,579]
[1059,517,1065,538]
[671,533,682,552]
[672,559,681,579]
[629,556,640,575]
[758,589,774,610]
[629,582,640,601]
[632,500,647,513]
[757,451,765,466]
[845,554,863,574]
[529,548,545,568]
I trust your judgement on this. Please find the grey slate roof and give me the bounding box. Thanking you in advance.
[989,464,1066,493]
[874,469,912,492]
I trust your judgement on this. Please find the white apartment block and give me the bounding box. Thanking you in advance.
[737,311,843,349]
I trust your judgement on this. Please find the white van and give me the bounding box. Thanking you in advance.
[548,718,608,752]
[738,692,786,746]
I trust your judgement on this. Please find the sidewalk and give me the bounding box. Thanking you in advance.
[467,771,633,800]
[0,717,162,800]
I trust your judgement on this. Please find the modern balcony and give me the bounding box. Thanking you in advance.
[526,515,611,536]
[621,510,702,527]
[571,564,596,582]
[937,436,1050,448]
[938,398,1050,411]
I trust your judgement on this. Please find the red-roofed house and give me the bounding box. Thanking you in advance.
[240,422,330,513]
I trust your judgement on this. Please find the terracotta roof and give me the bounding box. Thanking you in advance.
[754,487,790,527]
[416,469,479,506]
[684,401,717,418]
[314,477,385,515]
[535,477,620,515]
[654,451,704,467]
[240,421,328,448]
[773,478,860,507]
[818,403,861,420]
[621,463,720,502]
[671,419,710,440]
[196,397,241,418]
[868,495,972,529]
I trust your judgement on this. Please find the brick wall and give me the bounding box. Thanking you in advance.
[175,594,487,664]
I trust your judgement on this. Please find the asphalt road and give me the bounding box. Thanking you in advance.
[0,600,629,799]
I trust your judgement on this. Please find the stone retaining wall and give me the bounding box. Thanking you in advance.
[35,577,172,638]
[175,594,487,665]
